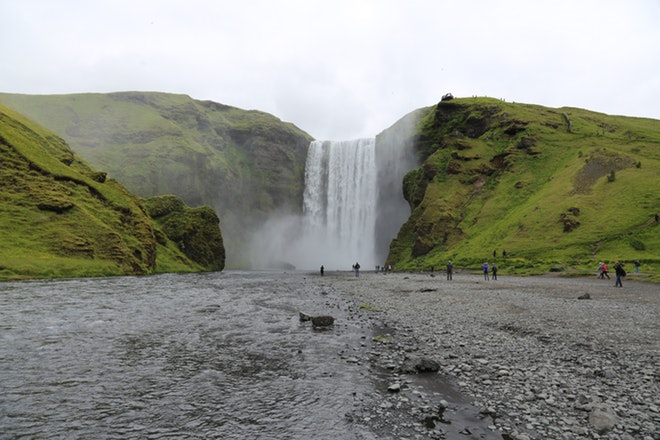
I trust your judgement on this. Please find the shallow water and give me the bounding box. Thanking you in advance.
[0,271,386,439]
[1,271,506,439]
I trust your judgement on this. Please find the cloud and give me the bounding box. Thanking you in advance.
[1,0,659,139]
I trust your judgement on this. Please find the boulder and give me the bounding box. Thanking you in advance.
[311,315,335,327]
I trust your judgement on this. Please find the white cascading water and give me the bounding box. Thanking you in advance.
[249,117,418,271]
[301,139,378,270]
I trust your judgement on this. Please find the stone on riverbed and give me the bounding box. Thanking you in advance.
[311,315,335,327]
[299,311,335,327]
[387,382,401,392]
[400,356,441,374]
[589,404,619,433]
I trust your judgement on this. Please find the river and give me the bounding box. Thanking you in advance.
[1,271,503,440]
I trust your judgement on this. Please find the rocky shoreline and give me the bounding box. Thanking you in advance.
[315,271,659,439]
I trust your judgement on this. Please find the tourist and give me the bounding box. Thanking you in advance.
[482,262,490,280]
[353,262,360,277]
[614,262,626,287]
[491,263,498,280]
[601,262,610,279]
[320,265,324,276]
[634,260,640,273]
[598,262,604,279]
[446,260,453,280]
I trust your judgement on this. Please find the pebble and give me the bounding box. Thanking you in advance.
[334,272,660,440]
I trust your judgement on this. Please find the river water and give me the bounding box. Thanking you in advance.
[1,271,501,439]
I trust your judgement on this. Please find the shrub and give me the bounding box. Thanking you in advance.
[630,239,646,251]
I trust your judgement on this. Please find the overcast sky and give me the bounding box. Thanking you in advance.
[2,0,658,140]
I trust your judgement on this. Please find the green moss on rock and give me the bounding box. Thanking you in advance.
[145,195,225,271]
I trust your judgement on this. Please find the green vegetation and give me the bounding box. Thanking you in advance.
[0,105,224,281]
[387,98,660,281]
[0,92,313,267]
[358,303,379,311]
[144,195,225,271]
[2,92,658,281]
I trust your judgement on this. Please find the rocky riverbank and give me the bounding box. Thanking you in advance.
[314,271,659,440]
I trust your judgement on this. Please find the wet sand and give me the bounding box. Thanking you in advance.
[311,270,659,439]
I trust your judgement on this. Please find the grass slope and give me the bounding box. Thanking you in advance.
[388,97,660,281]
[0,92,313,267]
[0,104,223,281]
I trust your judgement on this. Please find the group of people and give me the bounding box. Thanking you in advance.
[482,262,498,280]
[599,260,634,287]
[322,258,639,288]
[444,260,498,280]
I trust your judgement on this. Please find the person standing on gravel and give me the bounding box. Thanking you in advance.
[491,263,498,280]
[482,262,490,280]
[446,261,453,280]
[601,262,610,279]
[353,262,360,277]
[614,262,626,287]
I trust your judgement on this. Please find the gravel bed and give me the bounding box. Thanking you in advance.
[323,271,659,440]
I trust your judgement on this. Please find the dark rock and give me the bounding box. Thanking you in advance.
[400,356,441,374]
[89,171,107,183]
[568,207,581,216]
[60,154,74,165]
[577,293,591,300]
[311,315,334,327]
[198,304,221,313]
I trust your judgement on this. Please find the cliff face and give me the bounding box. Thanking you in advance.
[387,97,660,275]
[0,92,313,267]
[0,104,224,280]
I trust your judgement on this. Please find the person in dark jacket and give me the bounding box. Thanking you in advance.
[614,262,626,287]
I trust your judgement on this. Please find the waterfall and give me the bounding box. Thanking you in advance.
[249,116,420,271]
[301,139,377,270]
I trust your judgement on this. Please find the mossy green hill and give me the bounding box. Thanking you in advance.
[0,104,224,280]
[1,92,658,280]
[387,97,660,280]
[0,92,313,267]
